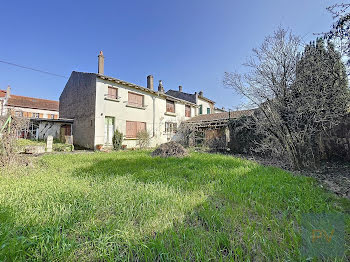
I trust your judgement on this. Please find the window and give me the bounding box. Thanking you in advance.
[207,108,211,114]
[128,92,144,108]
[107,86,118,99]
[165,122,177,133]
[48,114,55,119]
[126,121,146,138]
[33,113,40,118]
[15,111,23,117]
[199,105,203,115]
[185,105,191,117]
[166,99,175,113]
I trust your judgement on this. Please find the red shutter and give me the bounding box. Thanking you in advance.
[108,87,117,99]
[137,122,146,133]
[126,121,146,138]
[185,105,191,117]
[128,92,143,107]
[166,100,175,113]
[126,121,137,138]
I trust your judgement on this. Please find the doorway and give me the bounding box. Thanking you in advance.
[104,117,115,145]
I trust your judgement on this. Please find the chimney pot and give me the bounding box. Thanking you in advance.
[158,80,164,93]
[199,91,203,96]
[147,75,154,90]
[6,85,10,98]
[98,51,104,75]
[179,86,183,92]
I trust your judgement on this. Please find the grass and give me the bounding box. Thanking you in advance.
[0,151,349,261]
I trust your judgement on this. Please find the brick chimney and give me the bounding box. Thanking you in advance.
[179,86,183,92]
[98,51,104,75]
[147,75,154,90]
[158,80,164,93]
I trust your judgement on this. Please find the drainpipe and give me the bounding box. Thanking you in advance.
[152,96,156,137]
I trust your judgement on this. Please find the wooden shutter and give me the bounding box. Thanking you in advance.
[185,105,191,117]
[23,112,28,117]
[39,113,43,118]
[137,122,146,133]
[108,87,117,99]
[54,115,58,119]
[126,121,137,138]
[27,112,33,118]
[128,92,143,107]
[166,100,175,113]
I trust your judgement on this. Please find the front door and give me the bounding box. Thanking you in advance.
[104,117,114,145]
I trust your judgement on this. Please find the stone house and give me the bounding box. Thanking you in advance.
[59,51,207,149]
[0,86,59,119]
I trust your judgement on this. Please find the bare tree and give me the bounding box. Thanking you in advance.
[224,28,349,169]
[0,114,29,166]
[323,3,350,63]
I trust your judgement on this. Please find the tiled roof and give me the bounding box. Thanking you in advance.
[1,90,59,111]
[187,110,254,123]
[95,73,197,106]
[165,90,197,104]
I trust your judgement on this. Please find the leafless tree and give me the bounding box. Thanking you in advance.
[224,28,349,169]
[136,130,151,149]
[0,114,29,166]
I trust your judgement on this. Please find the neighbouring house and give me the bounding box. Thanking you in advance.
[214,107,227,113]
[59,51,202,149]
[166,87,216,115]
[0,86,73,142]
[0,86,59,119]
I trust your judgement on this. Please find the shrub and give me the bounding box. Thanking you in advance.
[136,130,150,149]
[112,130,123,150]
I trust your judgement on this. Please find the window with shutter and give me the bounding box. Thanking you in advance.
[199,105,203,115]
[185,105,191,117]
[207,108,210,114]
[126,121,146,138]
[107,87,118,99]
[128,92,144,108]
[166,100,175,113]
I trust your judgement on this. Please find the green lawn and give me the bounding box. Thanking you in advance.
[0,151,349,261]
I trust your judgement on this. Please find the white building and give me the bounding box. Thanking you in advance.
[60,51,209,149]
[0,86,59,119]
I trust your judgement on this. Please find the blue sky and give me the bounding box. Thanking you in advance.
[0,0,339,109]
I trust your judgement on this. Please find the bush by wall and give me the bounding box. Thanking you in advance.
[112,130,123,150]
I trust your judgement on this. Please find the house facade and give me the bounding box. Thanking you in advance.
[59,52,198,149]
[166,87,216,115]
[0,86,59,119]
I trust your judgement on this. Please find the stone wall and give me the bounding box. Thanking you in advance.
[59,72,96,148]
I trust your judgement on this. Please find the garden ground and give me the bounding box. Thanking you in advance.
[0,151,349,261]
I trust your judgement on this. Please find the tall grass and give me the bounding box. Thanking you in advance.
[0,151,348,261]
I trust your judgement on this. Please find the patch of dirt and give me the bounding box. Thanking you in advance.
[151,141,188,158]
